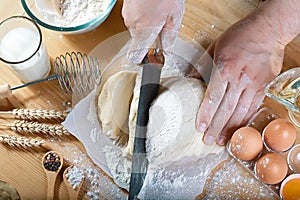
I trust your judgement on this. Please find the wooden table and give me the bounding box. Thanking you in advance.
[0,1,299,199]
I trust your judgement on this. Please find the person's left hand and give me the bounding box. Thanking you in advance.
[195,16,285,146]
[122,0,184,64]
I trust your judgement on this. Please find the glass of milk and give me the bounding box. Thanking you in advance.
[0,16,50,82]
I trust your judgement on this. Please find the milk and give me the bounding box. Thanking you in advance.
[0,27,50,82]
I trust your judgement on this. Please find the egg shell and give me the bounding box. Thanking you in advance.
[279,174,300,200]
[263,119,296,152]
[255,152,288,185]
[230,126,263,161]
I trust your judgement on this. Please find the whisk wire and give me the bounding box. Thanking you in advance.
[77,52,90,93]
[53,51,101,94]
[75,52,92,94]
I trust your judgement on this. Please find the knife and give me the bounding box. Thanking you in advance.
[128,48,164,200]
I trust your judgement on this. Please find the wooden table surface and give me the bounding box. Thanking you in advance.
[0,1,299,199]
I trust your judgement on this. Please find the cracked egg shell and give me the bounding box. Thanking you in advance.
[230,126,263,161]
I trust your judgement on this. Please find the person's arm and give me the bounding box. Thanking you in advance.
[196,0,300,146]
[257,0,300,45]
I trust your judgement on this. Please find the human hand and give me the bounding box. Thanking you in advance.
[195,16,285,146]
[122,0,184,64]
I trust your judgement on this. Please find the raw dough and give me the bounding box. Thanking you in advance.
[125,75,224,167]
[97,70,137,147]
[122,73,141,156]
[98,71,224,167]
[98,70,225,186]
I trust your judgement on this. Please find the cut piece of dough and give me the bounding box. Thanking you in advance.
[97,70,138,147]
[122,74,141,157]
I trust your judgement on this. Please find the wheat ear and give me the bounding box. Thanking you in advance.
[0,134,45,148]
[0,108,68,121]
[5,120,70,136]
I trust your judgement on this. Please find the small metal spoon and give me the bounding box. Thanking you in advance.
[42,151,63,200]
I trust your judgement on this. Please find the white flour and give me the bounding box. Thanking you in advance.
[203,158,277,199]
[37,0,112,27]
[58,0,111,26]
[103,144,228,199]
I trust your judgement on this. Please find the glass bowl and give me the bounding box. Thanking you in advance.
[265,67,300,127]
[21,0,117,34]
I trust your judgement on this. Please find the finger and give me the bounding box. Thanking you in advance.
[202,82,243,145]
[190,42,215,82]
[160,2,184,54]
[241,89,265,125]
[160,19,181,55]
[196,65,227,134]
[216,89,255,145]
[127,27,162,64]
[160,28,178,55]
[121,0,132,25]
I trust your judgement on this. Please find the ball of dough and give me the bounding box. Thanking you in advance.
[97,70,224,167]
[98,71,225,186]
[125,75,224,167]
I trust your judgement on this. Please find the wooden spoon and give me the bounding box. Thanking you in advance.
[42,151,63,200]
[63,165,84,200]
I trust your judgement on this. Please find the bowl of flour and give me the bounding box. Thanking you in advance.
[21,0,117,34]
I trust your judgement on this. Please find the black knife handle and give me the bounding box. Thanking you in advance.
[128,64,162,200]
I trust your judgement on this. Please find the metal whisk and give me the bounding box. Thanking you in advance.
[6,52,101,94]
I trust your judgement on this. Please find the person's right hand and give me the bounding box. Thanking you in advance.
[194,0,300,146]
[195,16,285,146]
[122,0,184,64]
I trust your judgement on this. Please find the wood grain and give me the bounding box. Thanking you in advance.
[0,0,299,199]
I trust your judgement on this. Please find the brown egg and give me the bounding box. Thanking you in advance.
[230,126,263,161]
[263,119,296,152]
[255,152,288,185]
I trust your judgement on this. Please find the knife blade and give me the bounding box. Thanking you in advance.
[128,48,164,200]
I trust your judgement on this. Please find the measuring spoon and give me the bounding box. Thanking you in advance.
[42,151,63,200]
[63,165,84,200]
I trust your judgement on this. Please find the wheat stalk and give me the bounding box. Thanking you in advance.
[0,134,45,148]
[4,120,70,136]
[0,108,68,121]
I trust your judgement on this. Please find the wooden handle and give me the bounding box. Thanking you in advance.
[46,173,57,200]
[68,188,80,200]
[42,151,63,200]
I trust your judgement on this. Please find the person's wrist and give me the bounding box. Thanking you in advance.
[259,12,292,46]
[257,15,285,46]
[255,0,300,46]
[238,13,283,49]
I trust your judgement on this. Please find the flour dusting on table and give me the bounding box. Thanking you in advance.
[103,143,228,199]
[203,158,278,200]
